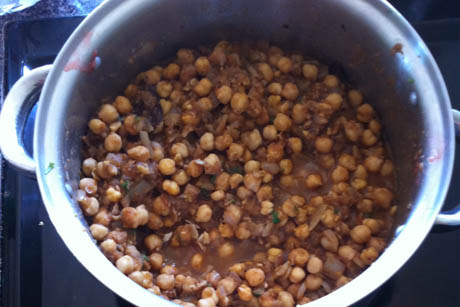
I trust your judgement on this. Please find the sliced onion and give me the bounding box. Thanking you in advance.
[309,204,327,231]
[261,162,280,174]
[322,280,332,293]
[139,131,154,158]
[297,280,306,299]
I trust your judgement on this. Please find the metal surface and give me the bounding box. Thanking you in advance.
[0,65,50,174]
[0,0,456,306]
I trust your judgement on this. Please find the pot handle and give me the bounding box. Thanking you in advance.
[0,65,52,175]
[435,109,460,225]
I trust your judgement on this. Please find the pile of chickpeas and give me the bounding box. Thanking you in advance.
[77,41,396,307]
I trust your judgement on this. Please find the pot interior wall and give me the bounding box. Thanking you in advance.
[56,0,444,238]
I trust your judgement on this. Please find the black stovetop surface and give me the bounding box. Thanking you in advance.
[2,7,460,307]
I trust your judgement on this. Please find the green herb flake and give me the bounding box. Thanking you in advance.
[272,211,280,224]
[199,188,211,200]
[408,78,414,84]
[135,116,141,123]
[142,254,149,262]
[210,175,217,184]
[121,180,130,193]
[363,212,372,218]
[334,208,340,214]
[269,116,275,124]
[229,165,243,174]
[253,289,264,297]
[230,199,236,204]
[44,162,55,175]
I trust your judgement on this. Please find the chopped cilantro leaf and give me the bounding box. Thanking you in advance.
[230,199,236,204]
[44,162,55,175]
[135,116,141,123]
[121,181,130,192]
[272,211,280,224]
[363,212,372,218]
[210,175,217,184]
[229,165,243,174]
[334,208,340,214]
[253,289,264,297]
[269,116,275,124]
[142,254,149,262]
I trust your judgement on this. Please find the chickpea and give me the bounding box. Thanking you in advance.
[197,298,215,307]
[354,164,368,179]
[361,247,379,265]
[361,129,378,146]
[263,125,278,141]
[245,268,265,287]
[235,222,251,240]
[268,82,282,95]
[196,204,212,223]
[338,245,357,261]
[100,239,116,253]
[127,146,150,162]
[191,253,204,270]
[89,118,107,135]
[338,153,356,171]
[302,64,318,80]
[113,96,132,115]
[219,223,234,238]
[357,199,373,213]
[202,287,218,304]
[157,158,176,176]
[244,160,260,173]
[196,97,213,112]
[363,218,383,234]
[258,63,274,81]
[277,57,293,73]
[116,255,134,275]
[215,134,233,151]
[323,74,339,88]
[315,137,333,153]
[344,120,363,142]
[348,89,363,107]
[331,165,349,183]
[350,225,372,243]
[98,104,119,124]
[144,234,162,252]
[307,255,323,274]
[321,230,339,252]
[281,82,299,101]
[227,143,245,161]
[246,129,263,151]
[163,63,180,80]
[195,57,211,76]
[79,178,98,195]
[372,187,393,208]
[352,178,367,190]
[104,133,122,152]
[218,241,235,258]
[357,104,374,123]
[162,179,180,195]
[305,173,323,189]
[260,200,274,215]
[274,113,292,132]
[200,132,215,151]
[156,274,175,290]
[380,160,394,176]
[292,104,308,125]
[82,158,97,176]
[90,223,108,240]
[145,69,161,85]
[125,84,138,98]
[204,153,221,174]
[210,190,225,201]
[305,274,323,291]
[173,170,190,186]
[156,81,173,98]
[106,187,122,202]
[231,92,249,113]
[229,173,244,189]
[364,155,383,173]
[176,48,195,64]
[278,291,295,307]
[194,78,213,97]
[181,111,200,126]
[294,224,310,240]
[238,284,253,302]
[325,93,343,111]
[187,160,204,177]
[149,253,164,270]
[289,267,306,283]
[267,142,284,162]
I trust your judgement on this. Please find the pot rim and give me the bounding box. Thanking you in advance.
[33,0,455,306]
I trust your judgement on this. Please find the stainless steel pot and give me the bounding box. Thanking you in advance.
[1,0,459,306]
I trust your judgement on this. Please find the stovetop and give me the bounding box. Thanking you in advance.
[2,8,460,307]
